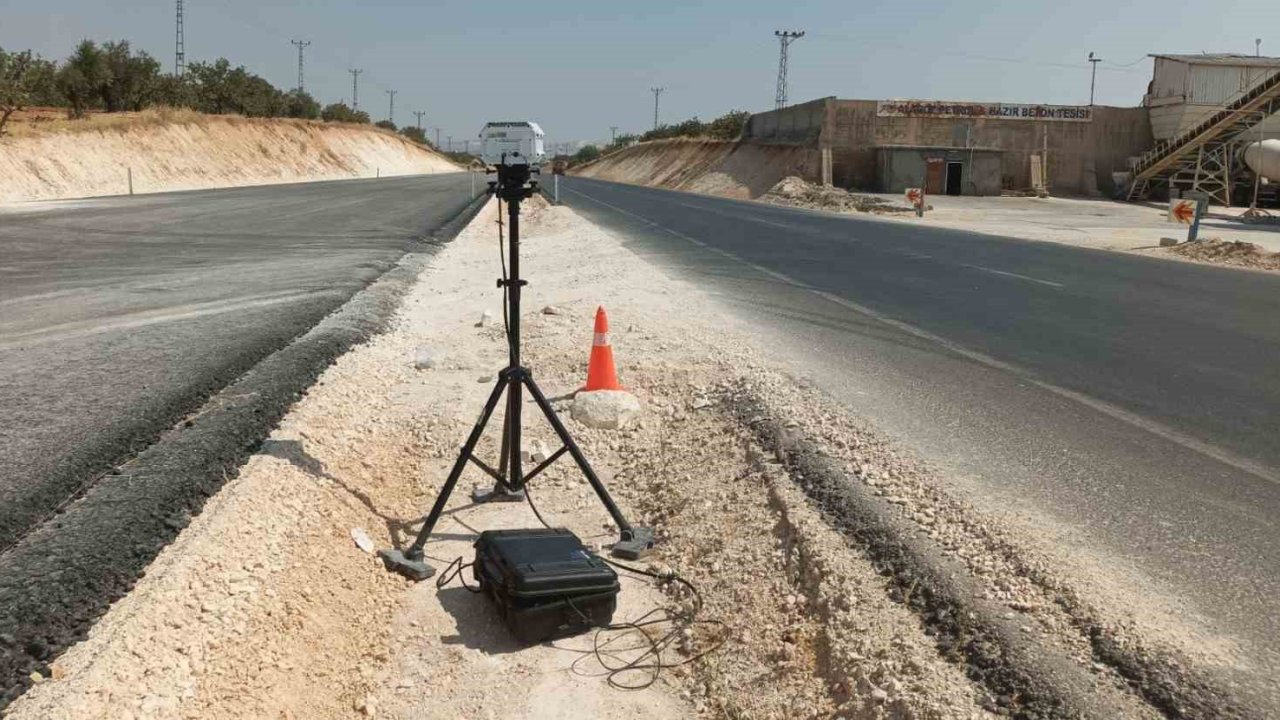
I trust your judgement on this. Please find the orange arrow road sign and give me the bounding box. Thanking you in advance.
[1170,199,1196,224]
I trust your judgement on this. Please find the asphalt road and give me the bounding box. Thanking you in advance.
[556,176,1280,698]
[0,174,475,551]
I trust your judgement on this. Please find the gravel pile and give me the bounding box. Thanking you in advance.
[1168,238,1280,270]
[761,176,918,214]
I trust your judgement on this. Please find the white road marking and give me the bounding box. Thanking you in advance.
[962,264,1065,288]
[565,184,1279,487]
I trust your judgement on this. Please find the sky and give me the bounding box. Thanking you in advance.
[3,0,1278,148]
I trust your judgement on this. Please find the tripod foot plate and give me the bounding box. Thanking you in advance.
[611,526,657,560]
[379,549,436,581]
[472,485,526,504]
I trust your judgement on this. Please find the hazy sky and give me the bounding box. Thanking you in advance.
[3,0,1277,147]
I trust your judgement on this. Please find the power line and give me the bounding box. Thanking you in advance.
[650,87,664,130]
[174,0,185,76]
[290,39,311,93]
[348,69,363,110]
[774,30,805,110]
[386,89,396,123]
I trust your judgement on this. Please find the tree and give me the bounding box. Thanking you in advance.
[57,40,111,118]
[706,110,749,140]
[152,73,195,108]
[283,89,319,119]
[24,56,61,106]
[100,41,161,112]
[0,48,34,135]
[572,144,602,165]
[610,133,639,148]
[374,119,396,131]
[399,125,428,144]
[321,102,369,124]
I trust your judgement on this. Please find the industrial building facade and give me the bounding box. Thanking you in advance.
[1144,54,1280,140]
[743,97,1152,196]
[738,52,1280,201]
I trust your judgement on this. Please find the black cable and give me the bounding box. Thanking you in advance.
[524,486,728,690]
[435,556,483,593]
[496,194,516,361]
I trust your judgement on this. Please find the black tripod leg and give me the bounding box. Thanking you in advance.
[472,380,526,503]
[522,376,656,559]
[380,376,508,580]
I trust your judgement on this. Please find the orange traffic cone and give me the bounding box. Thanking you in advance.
[584,306,622,391]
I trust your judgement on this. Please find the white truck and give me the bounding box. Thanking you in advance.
[479,121,545,168]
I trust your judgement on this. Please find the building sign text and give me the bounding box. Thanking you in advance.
[877,100,1093,122]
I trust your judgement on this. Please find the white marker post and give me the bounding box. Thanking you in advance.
[554,174,559,204]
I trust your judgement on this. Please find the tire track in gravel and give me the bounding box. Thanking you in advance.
[726,381,1257,720]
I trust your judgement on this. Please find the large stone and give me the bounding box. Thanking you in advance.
[413,347,440,370]
[571,390,642,430]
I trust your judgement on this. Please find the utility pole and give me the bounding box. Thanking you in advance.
[610,126,619,144]
[348,69,363,110]
[291,40,311,93]
[174,0,185,76]
[774,30,805,110]
[650,87,664,130]
[386,89,396,123]
[413,111,426,130]
[1088,52,1102,105]
[447,135,453,152]
[434,128,440,146]
[1257,38,1263,57]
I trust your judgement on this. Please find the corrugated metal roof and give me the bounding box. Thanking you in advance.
[1150,53,1280,68]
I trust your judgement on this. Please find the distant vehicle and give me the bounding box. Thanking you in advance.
[552,160,567,175]
[479,121,545,168]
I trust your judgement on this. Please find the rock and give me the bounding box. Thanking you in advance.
[692,397,713,410]
[413,347,440,370]
[354,695,376,716]
[1159,237,1180,247]
[571,390,642,430]
[871,687,889,703]
[50,663,67,681]
[541,305,562,315]
[350,528,376,554]
[477,374,494,383]
[530,441,552,463]
[29,671,43,684]
[476,310,495,328]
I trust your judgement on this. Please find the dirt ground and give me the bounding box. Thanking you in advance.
[4,195,1241,719]
[0,108,457,204]
[790,189,1280,270]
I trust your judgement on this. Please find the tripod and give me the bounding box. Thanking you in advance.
[380,163,656,581]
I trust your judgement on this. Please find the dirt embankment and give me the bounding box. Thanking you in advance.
[572,138,818,199]
[0,108,458,203]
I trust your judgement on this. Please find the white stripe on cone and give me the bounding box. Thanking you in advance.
[593,332,610,347]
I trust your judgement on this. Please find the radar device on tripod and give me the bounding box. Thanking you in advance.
[379,122,655,582]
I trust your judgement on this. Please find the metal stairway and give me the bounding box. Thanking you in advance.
[1126,69,1280,203]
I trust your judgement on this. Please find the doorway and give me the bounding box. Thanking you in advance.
[925,159,945,195]
[945,162,964,196]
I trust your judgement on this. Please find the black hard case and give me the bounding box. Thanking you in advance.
[472,528,620,644]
